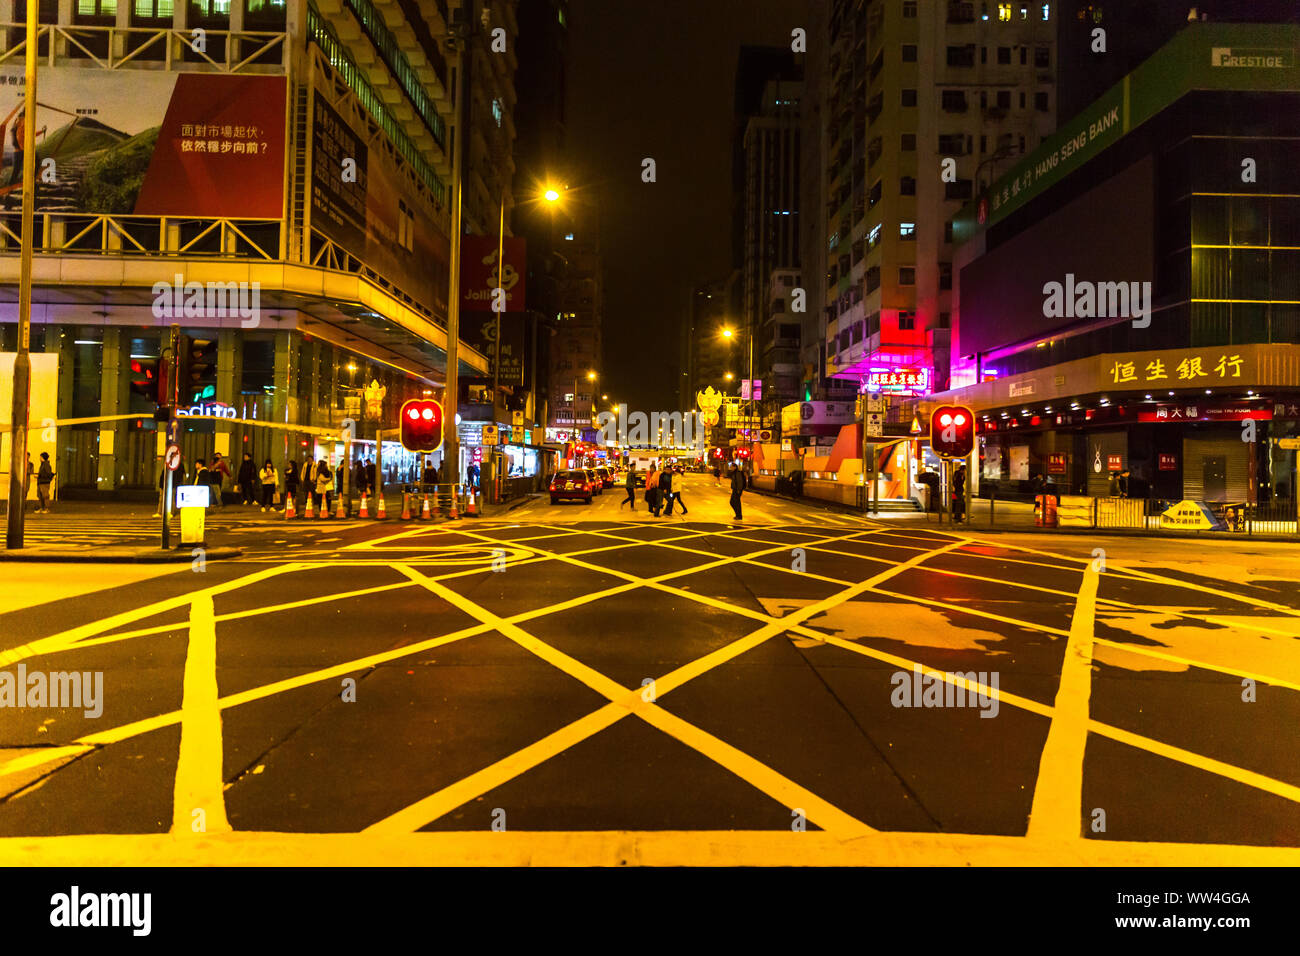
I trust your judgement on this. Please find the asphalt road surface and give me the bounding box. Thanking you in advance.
[1,474,1297,865]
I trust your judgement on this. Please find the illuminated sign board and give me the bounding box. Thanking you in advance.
[176,401,237,419]
[861,367,931,396]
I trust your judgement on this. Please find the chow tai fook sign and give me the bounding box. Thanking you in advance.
[1047,453,1068,474]
[1137,404,1272,423]
[0,67,285,217]
[861,367,930,396]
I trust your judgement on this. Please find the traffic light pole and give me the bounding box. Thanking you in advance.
[4,4,37,550]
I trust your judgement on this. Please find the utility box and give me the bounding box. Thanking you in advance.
[176,484,209,546]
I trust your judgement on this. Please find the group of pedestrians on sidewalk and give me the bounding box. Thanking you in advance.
[153,451,362,517]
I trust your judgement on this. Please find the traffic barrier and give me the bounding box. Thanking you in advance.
[400,493,411,520]
[375,494,387,519]
[303,494,314,519]
[359,494,369,518]
[284,493,296,519]
[420,495,431,520]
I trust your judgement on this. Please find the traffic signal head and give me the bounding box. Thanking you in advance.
[400,398,444,452]
[929,404,974,458]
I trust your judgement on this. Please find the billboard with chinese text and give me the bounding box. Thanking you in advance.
[0,68,284,217]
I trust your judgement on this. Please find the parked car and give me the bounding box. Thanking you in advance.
[584,468,604,495]
[550,469,594,505]
[595,466,615,488]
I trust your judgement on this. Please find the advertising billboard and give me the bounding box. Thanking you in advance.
[461,234,526,312]
[309,85,451,321]
[0,68,284,217]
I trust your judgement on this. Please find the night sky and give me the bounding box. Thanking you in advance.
[567,0,810,414]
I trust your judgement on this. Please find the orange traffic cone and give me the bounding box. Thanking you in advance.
[284,493,296,519]
[448,484,460,519]
[420,495,431,520]
[400,493,411,520]
[303,494,314,519]
[335,495,347,519]
[375,494,387,519]
[466,487,478,517]
[430,490,440,518]
[359,494,369,518]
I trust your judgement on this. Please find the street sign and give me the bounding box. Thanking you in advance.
[866,413,883,438]
[1277,437,1300,450]
[483,424,499,445]
[165,444,181,471]
[512,425,525,444]
[512,411,524,427]
[166,414,181,447]
[866,395,884,413]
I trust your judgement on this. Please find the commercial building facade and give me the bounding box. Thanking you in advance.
[0,0,508,496]
[947,23,1300,512]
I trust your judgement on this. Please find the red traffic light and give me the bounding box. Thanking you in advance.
[400,398,444,453]
[929,404,975,458]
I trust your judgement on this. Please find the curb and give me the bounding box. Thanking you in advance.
[0,546,244,563]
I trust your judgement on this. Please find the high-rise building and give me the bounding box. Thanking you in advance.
[512,0,571,437]
[546,210,604,439]
[818,0,1056,397]
[740,77,803,411]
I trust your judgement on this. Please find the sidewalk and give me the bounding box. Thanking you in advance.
[750,487,1300,543]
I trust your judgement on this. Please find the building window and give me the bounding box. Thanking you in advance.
[899,268,915,286]
[1019,91,1026,108]
[946,45,975,67]
[1035,91,1049,111]
[869,180,882,207]
[900,222,916,239]
[938,312,951,329]
[900,176,916,196]
[903,0,917,16]
[868,222,882,248]
[997,46,1011,64]
[1042,3,1050,20]
[1020,3,1029,17]
[996,90,1011,109]
[1020,46,1028,65]
[998,2,1012,20]
[898,310,916,328]
[1035,46,1051,68]
[939,263,953,290]
[902,88,917,107]
[902,44,917,62]
[941,90,967,112]
[492,98,503,127]
[944,220,954,243]
[981,45,988,64]
[980,91,988,108]
[901,133,916,151]
[980,134,987,153]
[945,179,973,200]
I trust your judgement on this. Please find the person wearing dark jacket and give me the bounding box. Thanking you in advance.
[237,453,257,505]
[729,462,745,520]
[35,452,54,513]
[658,467,674,516]
[620,463,637,510]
